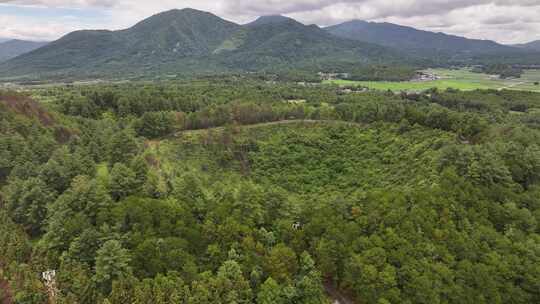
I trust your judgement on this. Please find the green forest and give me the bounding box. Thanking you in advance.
[1,80,540,304]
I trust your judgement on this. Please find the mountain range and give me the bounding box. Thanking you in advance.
[325,20,517,59]
[0,8,538,80]
[0,39,48,63]
[0,9,402,80]
[513,40,540,52]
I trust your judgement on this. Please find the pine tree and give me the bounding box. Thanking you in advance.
[108,130,139,164]
[94,240,132,293]
[257,278,287,304]
[215,260,253,303]
[109,163,138,201]
[295,252,327,304]
[3,177,56,235]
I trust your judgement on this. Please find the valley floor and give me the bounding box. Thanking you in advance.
[325,68,540,92]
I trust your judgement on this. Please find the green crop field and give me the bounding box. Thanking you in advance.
[324,68,540,92]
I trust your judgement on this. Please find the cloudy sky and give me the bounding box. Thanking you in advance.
[0,0,539,44]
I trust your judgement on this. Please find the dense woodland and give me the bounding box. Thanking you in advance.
[472,64,523,79]
[341,66,417,82]
[1,80,540,304]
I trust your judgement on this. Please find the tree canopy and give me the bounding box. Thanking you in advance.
[1,82,540,303]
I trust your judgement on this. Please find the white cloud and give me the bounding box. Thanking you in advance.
[0,0,115,7]
[0,12,96,41]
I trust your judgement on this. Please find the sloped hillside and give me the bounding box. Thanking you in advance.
[0,10,402,80]
[218,16,399,70]
[326,20,519,57]
[0,39,48,63]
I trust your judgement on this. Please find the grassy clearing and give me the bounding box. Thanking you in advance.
[512,69,540,91]
[96,163,110,185]
[324,68,540,92]
[154,121,453,194]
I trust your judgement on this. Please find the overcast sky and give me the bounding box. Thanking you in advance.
[0,0,539,44]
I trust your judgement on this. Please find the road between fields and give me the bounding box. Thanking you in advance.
[498,81,526,91]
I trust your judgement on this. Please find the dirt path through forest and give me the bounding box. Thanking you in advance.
[0,268,13,304]
[0,260,13,304]
[175,119,363,137]
[324,281,355,304]
[0,277,13,304]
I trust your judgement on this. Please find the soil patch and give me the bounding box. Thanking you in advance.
[0,93,55,126]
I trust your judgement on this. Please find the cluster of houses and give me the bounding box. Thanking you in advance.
[412,71,440,82]
[512,64,540,70]
[318,72,350,81]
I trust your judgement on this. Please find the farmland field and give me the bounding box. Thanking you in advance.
[324,68,540,92]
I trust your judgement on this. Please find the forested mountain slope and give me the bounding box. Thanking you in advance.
[0,9,240,78]
[0,39,48,62]
[0,9,400,80]
[218,15,398,70]
[513,40,540,52]
[3,9,537,80]
[325,20,521,60]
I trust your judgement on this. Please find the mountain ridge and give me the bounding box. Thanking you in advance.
[513,40,540,51]
[325,20,519,57]
[0,9,537,80]
[0,9,242,78]
[247,15,300,27]
[0,39,49,63]
[0,9,401,79]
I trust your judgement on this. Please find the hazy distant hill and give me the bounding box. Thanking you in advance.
[513,40,540,52]
[325,20,519,59]
[0,39,48,62]
[0,9,401,79]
